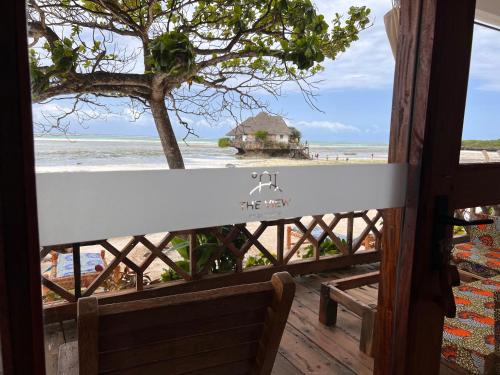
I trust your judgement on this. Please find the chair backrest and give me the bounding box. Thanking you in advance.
[77,272,295,375]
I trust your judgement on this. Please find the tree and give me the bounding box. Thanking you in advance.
[27,0,370,169]
[289,126,301,142]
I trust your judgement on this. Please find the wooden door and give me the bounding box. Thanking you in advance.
[375,0,500,374]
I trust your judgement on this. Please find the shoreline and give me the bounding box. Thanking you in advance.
[35,149,499,173]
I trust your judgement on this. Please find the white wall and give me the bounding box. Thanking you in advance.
[36,164,407,246]
[275,134,289,143]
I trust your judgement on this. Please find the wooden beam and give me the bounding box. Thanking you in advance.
[0,1,46,374]
[383,0,477,373]
[331,271,380,291]
[453,164,500,208]
[375,0,423,370]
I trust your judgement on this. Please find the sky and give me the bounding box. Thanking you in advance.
[32,0,500,143]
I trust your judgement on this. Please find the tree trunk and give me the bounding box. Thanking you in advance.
[149,98,185,169]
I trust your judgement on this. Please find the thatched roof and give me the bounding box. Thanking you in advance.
[226,112,293,136]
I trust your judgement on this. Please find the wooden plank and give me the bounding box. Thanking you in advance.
[294,282,365,341]
[183,359,254,375]
[453,164,500,208]
[44,323,66,375]
[77,297,99,375]
[189,232,197,278]
[278,324,355,375]
[277,223,285,265]
[360,308,377,356]
[383,0,478,373]
[57,341,78,375]
[330,271,380,291]
[272,352,302,375]
[347,287,378,307]
[319,283,338,326]
[375,0,423,371]
[98,291,272,339]
[99,308,267,352]
[346,213,354,253]
[256,272,295,374]
[99,325,263,372]
[289,297,373,374]
[329,288,371,317]
[73,244,82,299]
[105,342,260,375]
[99,281,273,316]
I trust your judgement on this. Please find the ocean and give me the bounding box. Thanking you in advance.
[34,135,390,172]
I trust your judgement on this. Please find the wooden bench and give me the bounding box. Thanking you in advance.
[58,272,295,375]
[318,270,485,356]
[319,271,379,356]
[319,270,498,374]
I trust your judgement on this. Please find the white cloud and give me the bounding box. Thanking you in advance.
[469,25,500,91]
[310,0,396,90]
[309,1,500,92]
[292,120,361,133]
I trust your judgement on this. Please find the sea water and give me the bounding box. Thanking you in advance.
[34,134,390,172]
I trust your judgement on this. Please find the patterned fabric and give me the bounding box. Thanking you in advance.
[495,291,500,375]
[56,252,105,278]
[441,277,500,375]
[470,215,500,248]
[291,225,346,240]
[452,242,500,278]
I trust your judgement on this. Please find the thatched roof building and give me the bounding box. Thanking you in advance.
[226,112,293,137]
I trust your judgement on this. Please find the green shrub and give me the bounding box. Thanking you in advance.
[149,31,195,75]
[461,139,500,150]
[245,253,274,268]
[218,137,231,148]
[289,127,302,142]
[255,130,268,142]
[161,226,245,281]
[301,238,343,259]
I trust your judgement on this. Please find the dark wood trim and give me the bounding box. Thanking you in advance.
[453,164,500,208]
[375,0,423,370]
[381,0,477,374]
[43,250,380,323]
[0,1,46,374]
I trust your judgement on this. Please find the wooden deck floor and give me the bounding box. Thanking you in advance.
[44,263,379,375]
[273,264,377,375]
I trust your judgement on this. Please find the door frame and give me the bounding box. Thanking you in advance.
[0,1,46,374]
[376,0,500,373]
[2,0,499,374]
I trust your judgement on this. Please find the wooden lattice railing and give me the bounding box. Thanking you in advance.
[40,210,383,322]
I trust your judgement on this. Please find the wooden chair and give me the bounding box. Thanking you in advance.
[58,272,295,375]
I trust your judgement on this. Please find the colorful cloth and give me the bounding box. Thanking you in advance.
[441,277,499,375]
[470,215,500,248]
[452,242,500,278]
[56,252,105,278]
[291,225,346,240]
